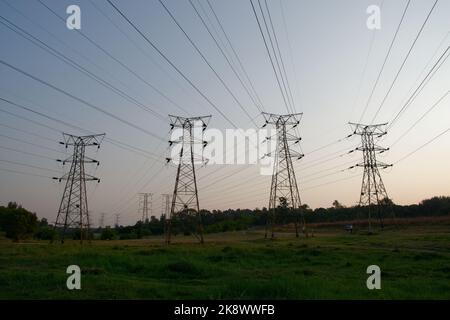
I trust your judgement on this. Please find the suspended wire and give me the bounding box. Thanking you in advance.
[298,145,356,168]
[385,30,450,131]
[390,89,450,147]
[0,166,52,179]
[357,0,407,122]
[4,0,189,120]
[304,134,353,155]
[301,168,349,185]
[0,133,64,154]
[36,0,190,116]
[204,165,350,202]
[202,164,353,205]
[251,0,304,166]
[278,0,301,109]
[0,15,168,122]
[388,44,450,130]
[109,165,165,220]
[189,0,263,114]
[0,159,61,174]
[203,153,356,202]
[0,145,56,161]
[0,120,54,143]
[301,174,360,192]
[257,0,294,113]
[394,127,450,164]
[262,0,304,146]
[370,0,439,124]
[106,0,238,128]
[0,96,164,161]
[87,0,201,115]
[398,31,450,105]
[205,0,266,111]
[249,0,291,114]
[301,159,356,180]
[158,0,257,126]
[263,0,296,112]
[0,59,165,141]
[107,0,267,212]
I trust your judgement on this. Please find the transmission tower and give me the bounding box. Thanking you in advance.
[161,194,171,218]
[138,192,152,222]
[262,112,305,239]
[99,212,105,229]
[53,133,105,244]
[162,193,171,236]
[115,213,120,228]
[165,115,211,244]
[349,122,394,233]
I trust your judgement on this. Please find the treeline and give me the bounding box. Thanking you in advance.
[1,196,450,241]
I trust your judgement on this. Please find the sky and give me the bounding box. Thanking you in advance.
[0,0,449,226]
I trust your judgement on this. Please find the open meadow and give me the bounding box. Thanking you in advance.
[0,222,449,300]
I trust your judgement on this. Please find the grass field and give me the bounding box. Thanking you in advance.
[0,223,449,299]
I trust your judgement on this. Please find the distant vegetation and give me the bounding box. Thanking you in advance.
[1,196,450,241]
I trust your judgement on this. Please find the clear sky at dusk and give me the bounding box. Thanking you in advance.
[0,0,449,226]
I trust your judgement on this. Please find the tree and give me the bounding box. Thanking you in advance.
[39,217,49,227]
[332,200,344,209]
[35,225,57,241]
[100,226,116,240]
[7,201,19,209]
[380,197,394,206]
[0,205,38,241]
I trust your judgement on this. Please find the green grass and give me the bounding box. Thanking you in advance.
[0,225,449,299]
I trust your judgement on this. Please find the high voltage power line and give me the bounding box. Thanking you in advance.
[0,60,165,141]
[357,0,410,123]
[106,0,238,128]
[0,14,167,121]
[0,96,164,161]
[369,0,439,124]
[189,0,263,114]
[1,0,449,229]
[35,0,191,117]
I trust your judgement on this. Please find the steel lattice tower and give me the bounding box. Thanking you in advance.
[161,194,171,218]
[165,115,211,244]
[138,193,152,222]
[263,112,305,239]
[162,193,171,236]
[53,133,105,243]
[349,122,393,232]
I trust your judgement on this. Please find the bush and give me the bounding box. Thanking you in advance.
[35,226,57,241]
[0,204,38,241]
[100,226,116,240]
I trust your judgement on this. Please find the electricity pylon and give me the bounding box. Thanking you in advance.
[162,194,171,218]
[262,112,305,239]
[162,194,171,236]
[165,115,211,244]
[99,212,105,229]
[138,192,152,222]
[349,122,394,233]
[53,133,105,244]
